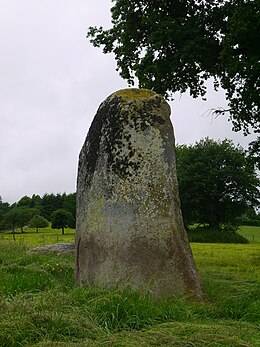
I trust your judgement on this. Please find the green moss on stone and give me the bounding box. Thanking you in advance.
[115,88,157,100]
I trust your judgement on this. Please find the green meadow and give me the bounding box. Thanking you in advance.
[238,226,260,243]
[0,226,259,346]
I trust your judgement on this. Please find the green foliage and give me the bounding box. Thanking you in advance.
[29,215,49,233]
[0,193,76,232]
[42,193,64,220]
[239,207,260,226]
[63,193,76,228]
[3,207,38,233]
[187,225,249,244]
[176,138,259,228]
[51,209,73,235]
[0,198,10,230]
[0,197,10,213]
[248,136,260,170]
[0,235,259,346]
[87,0,260,137]
[17,195,33,208]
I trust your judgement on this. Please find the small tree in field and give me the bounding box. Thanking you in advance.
[4,210,19,241]
[51,209,72,235]
[29,215,49,233]
[4,207,38,234]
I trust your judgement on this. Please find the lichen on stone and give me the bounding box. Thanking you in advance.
[115,88,157,100]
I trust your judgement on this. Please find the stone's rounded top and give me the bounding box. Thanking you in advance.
[114,88,158,100]
[101,88,171,121]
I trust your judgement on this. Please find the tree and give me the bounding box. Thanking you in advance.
[29,215,49,233]
[17,196,32,208]
[0,197,10,213]
[176,138,259,228]
[31,194,42,211]
[4,207,38,234]
[0,197,10,230]
[240,207,260,226]
[4,210,18,240]
[51,209,72,235]
[41,193,64,220]
[87,0,259,137]
[63,193,76,228]
[248,136,260,170]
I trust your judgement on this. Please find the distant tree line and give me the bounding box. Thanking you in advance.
[0,139,259,237]
[0,193,76,236]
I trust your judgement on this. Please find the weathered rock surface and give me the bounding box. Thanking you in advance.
[76,88,204,298]
[28,243,75,255]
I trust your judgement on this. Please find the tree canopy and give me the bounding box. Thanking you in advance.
[87,0,260,136]
[176,138,259,228]
[29,215,49,233]
[51,209,73,235]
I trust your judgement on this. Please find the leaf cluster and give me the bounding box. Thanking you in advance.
[29,215,49,232]
[51,209,73,235]
[87,0,260,135]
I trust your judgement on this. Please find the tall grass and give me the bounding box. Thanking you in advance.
[0,228,259,346]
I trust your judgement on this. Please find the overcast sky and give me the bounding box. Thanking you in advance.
[0,1,256,204]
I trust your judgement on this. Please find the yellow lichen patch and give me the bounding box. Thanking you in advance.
[86,190,106,235]
[115,88,157,100]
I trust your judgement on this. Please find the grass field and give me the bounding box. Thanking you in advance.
[238,225,260,243]
[0,227,76,246]
[0,226,259,346]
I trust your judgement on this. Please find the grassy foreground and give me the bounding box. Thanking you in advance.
[0,226,259,346]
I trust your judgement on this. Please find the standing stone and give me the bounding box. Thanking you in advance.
[75,88,204,298]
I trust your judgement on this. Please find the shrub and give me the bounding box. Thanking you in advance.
[187,226,249,244]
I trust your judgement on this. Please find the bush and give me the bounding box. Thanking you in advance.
[187,226,249,244]
[239,218,260,227]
